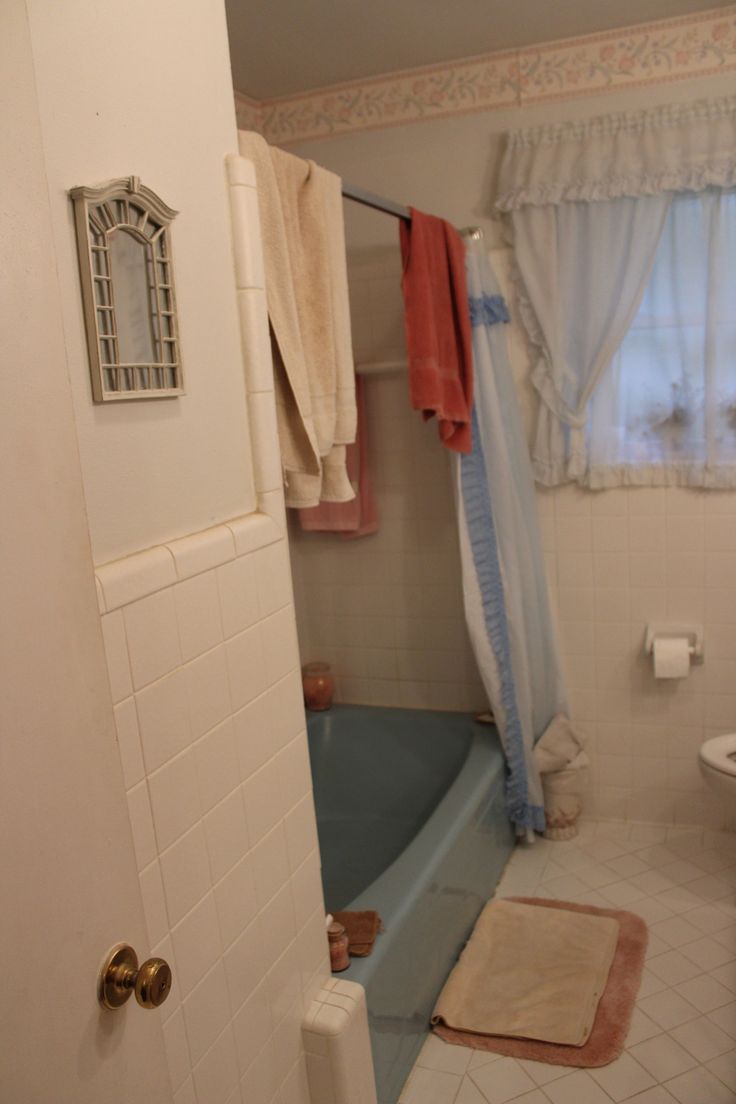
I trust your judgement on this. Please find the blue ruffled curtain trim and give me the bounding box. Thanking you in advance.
[461,405,546,834]
[469,294,510,328]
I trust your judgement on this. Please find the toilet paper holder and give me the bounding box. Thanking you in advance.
[644,623,704,662]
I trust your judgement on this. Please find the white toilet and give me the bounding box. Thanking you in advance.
[699,734,736,804]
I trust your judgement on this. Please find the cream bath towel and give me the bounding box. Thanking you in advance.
[320,168,357,452]
[238,131,355,506]
[238,132,320,492]
[431,899,618,1047]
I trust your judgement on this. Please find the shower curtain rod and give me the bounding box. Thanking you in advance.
[342,181,411,221]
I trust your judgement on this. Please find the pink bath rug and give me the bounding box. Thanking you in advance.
[433,896,648,1068]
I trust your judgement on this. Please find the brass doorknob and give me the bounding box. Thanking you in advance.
[98,943,172,1011]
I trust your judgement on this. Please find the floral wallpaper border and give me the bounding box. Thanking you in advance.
[233,5,736,144]
[234,91,263,132]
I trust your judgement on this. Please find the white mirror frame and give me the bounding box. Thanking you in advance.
[69,175,184,403]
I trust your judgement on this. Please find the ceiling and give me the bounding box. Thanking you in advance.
[225,0,734,101]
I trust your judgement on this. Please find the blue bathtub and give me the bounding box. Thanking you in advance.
[307,704,514,1104]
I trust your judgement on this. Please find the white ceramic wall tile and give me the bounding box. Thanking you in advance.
[174,572,224,662]
[267,669,308,750]
[288,346,499,715]
[114,698,145,789]
[96,545,177,611]
[167,526,235,581]
[101,611,133,703]
[185,645,232,738]
[237,288,273,393]
[248,391,282,495]
[277,734,312,810]
[203,788,250,883]
[267,939,303,1025]
[171,891,224,997]
[261,606,300,687]
[272,994,305,1070]
[95,575,107,614]
[148,750,201,852]
[253,540,294,618]
[227,513,282,557]
[217,554,260,639]
[136,668,193,774]
[232,978,274,1074]
[162,1008,192,1094]
[280,1054,312,1104]
[126,781,158,872]
[139,859,169,948]
[250,822,292,911]
[99,529,332,1104]
[233,690,276,780]
[242,756,285,844]
[224,916,268,1012]
[229,175,266,292]
[160,823,212,926]
[257,489,287,530]
[124,588,182,691]
[259,883,298,971]
[173,1079,197,1104]
[226,625,269,711]
[239,1038,280,1104]
[284,794,320,873]
[214,854,259,950]
[290,850,324,929]
[191,1025,240,1104]
[182,961,232,1066]
[194,718,240,814]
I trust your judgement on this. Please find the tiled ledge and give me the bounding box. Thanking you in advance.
[96,508,283,613]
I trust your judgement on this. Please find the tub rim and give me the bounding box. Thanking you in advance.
[336,716,506,982]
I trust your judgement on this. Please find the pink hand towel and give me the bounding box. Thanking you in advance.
[399,208,473,454]
[298,376,378,538]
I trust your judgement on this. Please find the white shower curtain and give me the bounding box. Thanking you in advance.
[456,240,567,835]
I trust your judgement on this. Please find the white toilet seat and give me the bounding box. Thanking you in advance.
[700,733,736,776]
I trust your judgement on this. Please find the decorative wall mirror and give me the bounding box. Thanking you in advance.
[69,176,184,402]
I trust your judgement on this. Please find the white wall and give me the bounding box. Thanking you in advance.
[288,71,736,828]
[15,3,333,1102]
[0,4,171,1100]
[27,0,256,565]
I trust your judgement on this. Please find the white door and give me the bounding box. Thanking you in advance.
[0,6,172,1101]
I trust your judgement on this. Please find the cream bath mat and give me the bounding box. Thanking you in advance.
[434,899,648,1067]
[431,898,618,1047]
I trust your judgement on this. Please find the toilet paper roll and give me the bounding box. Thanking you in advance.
[653,637,690,679]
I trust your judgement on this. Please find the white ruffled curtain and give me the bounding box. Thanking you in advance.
[588,189,736,487]
[496,96,736,487]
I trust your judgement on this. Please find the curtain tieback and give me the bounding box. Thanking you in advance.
[531,358,588,430]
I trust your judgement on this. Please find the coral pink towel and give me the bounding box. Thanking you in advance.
[399,208,473,454]
[298,376,378,538]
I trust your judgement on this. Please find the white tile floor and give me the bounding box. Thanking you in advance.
[399,820,736,1104]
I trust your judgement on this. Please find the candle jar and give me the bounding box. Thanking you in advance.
[328,921,350,972]
[302,662,334,711]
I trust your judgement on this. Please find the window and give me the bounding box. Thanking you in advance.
[587,188,736,485]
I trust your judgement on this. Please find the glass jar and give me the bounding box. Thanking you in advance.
[327,921,350,972]
[302,662,334,712]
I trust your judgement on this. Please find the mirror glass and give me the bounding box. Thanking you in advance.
[108,229,156,364]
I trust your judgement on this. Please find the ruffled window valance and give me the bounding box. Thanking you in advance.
[497,95,736,210]
[495,95,736,489]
